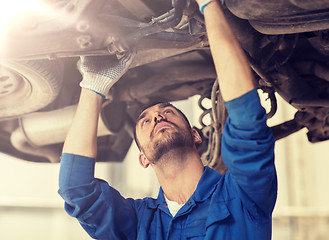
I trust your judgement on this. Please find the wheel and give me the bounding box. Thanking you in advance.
[0,59,63,120]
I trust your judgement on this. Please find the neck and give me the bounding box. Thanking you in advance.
[152,147,204,204]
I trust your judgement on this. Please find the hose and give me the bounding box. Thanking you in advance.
[108,0,186,53]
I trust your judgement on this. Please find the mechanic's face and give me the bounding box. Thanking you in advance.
[135,103,200,167]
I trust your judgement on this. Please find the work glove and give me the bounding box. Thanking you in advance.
[196,0,224,14]
[79,51,135,98]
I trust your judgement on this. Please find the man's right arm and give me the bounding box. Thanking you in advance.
[62,88,102,157]
[62,52,135,157]
[59,53,137,239]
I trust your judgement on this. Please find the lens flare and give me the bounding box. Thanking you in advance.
[0,0,52,42]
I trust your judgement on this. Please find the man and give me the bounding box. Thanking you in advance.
[58,0,277,239]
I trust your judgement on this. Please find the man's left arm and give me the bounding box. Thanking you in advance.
[197,0,277,216]
[222,89,277,217]
[201,0,256,101]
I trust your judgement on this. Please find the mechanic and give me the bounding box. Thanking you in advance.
[58,0,277,239]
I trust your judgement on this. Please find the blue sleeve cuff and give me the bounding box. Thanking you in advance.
[200,2,212,14]
[59,153,96,189]
[224,88,266,128]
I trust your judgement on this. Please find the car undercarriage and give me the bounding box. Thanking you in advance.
[0,0,329,173]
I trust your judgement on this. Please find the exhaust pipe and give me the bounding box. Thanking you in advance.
[10,105,113,162]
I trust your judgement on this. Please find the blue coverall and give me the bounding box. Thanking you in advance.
[58,88,277,240]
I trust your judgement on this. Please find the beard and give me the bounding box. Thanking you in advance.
[144,126,194,164]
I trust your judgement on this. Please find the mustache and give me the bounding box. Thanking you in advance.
[150,119,178,138]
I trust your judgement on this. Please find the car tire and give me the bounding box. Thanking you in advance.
[0,59,63,120]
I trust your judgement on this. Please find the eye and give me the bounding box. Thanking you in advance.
[142,119,150,126]
[164,109,173,114]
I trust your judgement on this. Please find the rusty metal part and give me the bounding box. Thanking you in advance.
[199,79,228,174]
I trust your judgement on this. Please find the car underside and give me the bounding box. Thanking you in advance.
[0,0,329,173]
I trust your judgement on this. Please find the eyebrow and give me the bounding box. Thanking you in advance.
[137,112,147,123]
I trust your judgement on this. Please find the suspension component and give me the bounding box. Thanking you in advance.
[198,79,228,174]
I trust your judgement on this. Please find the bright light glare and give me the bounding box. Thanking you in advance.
[0,0,51,38]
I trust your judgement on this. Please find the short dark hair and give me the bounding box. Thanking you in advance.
[133,102,191,151]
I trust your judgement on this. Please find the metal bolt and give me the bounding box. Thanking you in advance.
[77,35,92,49]
[76,20,90,32]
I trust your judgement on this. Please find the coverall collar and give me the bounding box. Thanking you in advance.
[147,166,222,209]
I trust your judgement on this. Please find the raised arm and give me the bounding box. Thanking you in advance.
[197,1,277,216]
[59,53,137,239]
[62,88,102,157]
[202,1,255,101]
[62,53,135,157]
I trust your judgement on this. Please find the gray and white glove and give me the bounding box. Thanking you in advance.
[196,0,224,14]
[79,51,135,98]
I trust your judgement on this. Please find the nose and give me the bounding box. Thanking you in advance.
[153,111,165,123]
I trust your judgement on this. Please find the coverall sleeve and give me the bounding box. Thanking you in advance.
[58,153,137,240]
[221,88,277,217]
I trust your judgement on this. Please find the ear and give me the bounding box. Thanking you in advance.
[192,128,202,144]
[139,152,150,168]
